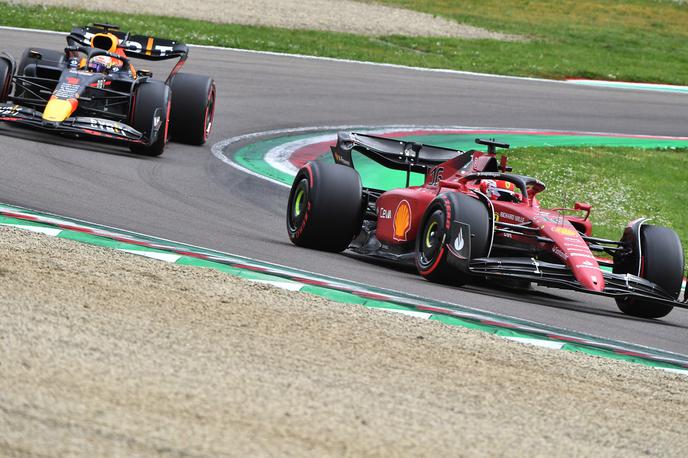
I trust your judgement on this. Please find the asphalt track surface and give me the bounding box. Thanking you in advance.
[1,28,687,356]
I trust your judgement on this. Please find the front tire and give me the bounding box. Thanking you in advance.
[168,73,216,145]
[287,162,363,252]
[416,192,491,284]
[615,225,684,319]
[128,81,171,157]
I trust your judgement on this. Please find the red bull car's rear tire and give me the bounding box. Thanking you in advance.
[168,73,216,146]
[17,47,64,76]
[0,58,11,102]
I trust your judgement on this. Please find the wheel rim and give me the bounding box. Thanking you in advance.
[418,210,445,268]
[288,178,309,232]
[203,85,216,141]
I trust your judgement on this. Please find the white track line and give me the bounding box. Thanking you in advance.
[0,25,560,84]
[4,24,687,97]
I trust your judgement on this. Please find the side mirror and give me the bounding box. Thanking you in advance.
[574,202,592,220]
[499,155,512,172]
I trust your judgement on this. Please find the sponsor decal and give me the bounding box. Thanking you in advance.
[378,207,392,219]
[453,227,465,252]
[562,237,586,246]
[498,211,526,224]
[54,82,80,99]
[569,252,596,259]
[575,260,596,269]
[89,118,124,134]
[537,213,564,224]
[552,226,578,236]
[393,200,412,241]
[448,222,470,260]
[0,105,20,115]
[66,77,80,85]
[403,144,418,158]
[81,31,174,56]
[552,245,569,261]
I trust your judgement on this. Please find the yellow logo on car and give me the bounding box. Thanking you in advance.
[393,200,412,241]
[552,226,578,236]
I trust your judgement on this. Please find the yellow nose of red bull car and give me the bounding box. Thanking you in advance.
[42,97,77,122]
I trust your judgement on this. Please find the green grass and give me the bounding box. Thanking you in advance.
[507,146,688,264]
[2,0,688,83]
[374,0,688,83]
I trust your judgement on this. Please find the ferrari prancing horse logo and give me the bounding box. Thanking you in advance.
[392,200,412,241]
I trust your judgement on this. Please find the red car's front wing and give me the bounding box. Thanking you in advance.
[469,257,687,309]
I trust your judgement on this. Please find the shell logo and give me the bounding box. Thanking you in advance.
[393,200,412,241]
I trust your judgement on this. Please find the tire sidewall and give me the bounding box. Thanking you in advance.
[18,47,64,75]
[286,161,362,252]
[129,80,171,156]
[415,192,491,282]
[616,224,683,319]
[0,58,11,102]
[168,73,215,145]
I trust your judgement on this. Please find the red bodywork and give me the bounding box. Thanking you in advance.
[373,149,604,293]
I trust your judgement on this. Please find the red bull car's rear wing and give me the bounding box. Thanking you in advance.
[67,24,189,81]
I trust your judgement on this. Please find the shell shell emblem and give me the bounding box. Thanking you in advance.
[393,200,412,241]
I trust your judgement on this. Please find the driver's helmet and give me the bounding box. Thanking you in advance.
[480,179,521,202]
[87,55,123,74]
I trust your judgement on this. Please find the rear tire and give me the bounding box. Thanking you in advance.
[416,192,491,284]
[615,225,683,319]
[18,47,64,75]
[168,73,216,145]
[286,162,363,252]
[0,58,12,101]
[128,81,171,157]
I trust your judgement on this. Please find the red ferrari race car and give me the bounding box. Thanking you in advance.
[0,23,215,156]
[287,132,687,319]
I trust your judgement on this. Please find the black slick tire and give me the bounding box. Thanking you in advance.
[168,73,216,145]
[128,81,171,157]
[286,161,363,252]
[0,58,12,102]
[17,47,64,75]
[615,225,684,319]
[415,192,491,284]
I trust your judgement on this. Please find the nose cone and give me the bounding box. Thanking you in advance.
[576,269,606,293]
[536,212,606,293]
[42,98,77,122]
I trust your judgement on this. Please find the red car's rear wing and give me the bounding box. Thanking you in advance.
[332,131,469,173]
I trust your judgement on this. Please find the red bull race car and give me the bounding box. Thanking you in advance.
[0,23,216,156]
[286,132,687,319]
